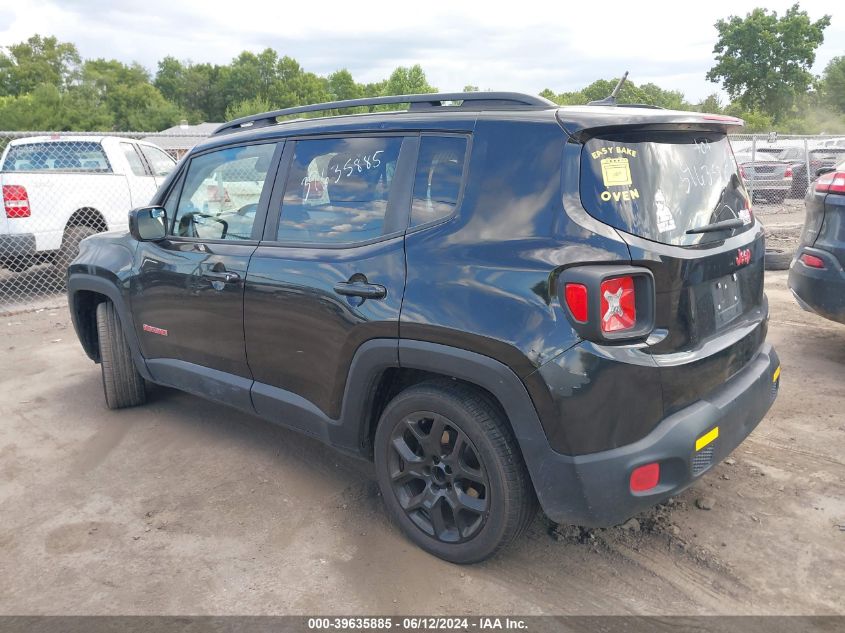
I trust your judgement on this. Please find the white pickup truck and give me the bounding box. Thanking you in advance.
[0,136,176,272]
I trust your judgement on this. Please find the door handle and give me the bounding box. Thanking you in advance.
[333,281,387,299]
[202,271,240,284]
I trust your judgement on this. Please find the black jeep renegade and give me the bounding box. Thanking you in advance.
[68,92,780,563]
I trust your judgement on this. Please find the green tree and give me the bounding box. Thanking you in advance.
[155,57,225,122]
[697,93,724,114]
[820,56,845,113]
[83,59,179,130]
[0,34,81,96]
[706,3,831,121]
[384,65,436,95]
[225,96,272,121]
[327,69,362,101]
[0,84,113,130]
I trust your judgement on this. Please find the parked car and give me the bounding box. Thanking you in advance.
[788,160,845,324]
[740,147,797,203]
[740,147,845,202]
[67,93,780,563]
[0,136,176,273]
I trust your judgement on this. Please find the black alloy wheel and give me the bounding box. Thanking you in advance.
[374,380,536,563]
[387,411,489,543]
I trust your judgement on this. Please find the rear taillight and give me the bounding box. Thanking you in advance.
[560,266,655,343]
[564,283,588,323]
[784,166,793,178]
[799,253,826,269]
[739,165,748,179]
[815,171,845,194]
[599,276,636,332]
[3,185,30,218]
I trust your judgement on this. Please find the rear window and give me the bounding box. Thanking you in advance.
[580,132,752,246]
[2,141,112,173]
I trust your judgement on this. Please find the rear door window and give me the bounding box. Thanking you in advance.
[139,144,176,177]
[580,132,752,246]
[277,136,402,244]
[121,143,149,177]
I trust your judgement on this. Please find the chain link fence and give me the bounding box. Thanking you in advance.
[0,130,211,314]
[729,133,845,203]
[2,129,844,313]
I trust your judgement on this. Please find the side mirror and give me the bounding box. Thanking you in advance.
[129,206,167,241]
[816,166,835,178]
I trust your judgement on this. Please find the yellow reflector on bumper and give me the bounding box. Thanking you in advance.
[696,427,719,452]
[773,366,781,382]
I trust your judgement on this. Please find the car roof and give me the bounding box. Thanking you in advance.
[191,91,742,148]
[191,102,743,155]
[9,135,108,145]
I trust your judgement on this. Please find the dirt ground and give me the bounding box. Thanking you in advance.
[1,239,844,615]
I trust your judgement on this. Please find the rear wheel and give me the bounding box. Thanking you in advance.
[374,380,536,563]
[96,301,146,409]
[56,225,98,272]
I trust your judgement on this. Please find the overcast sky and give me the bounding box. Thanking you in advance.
[1,0,843,102]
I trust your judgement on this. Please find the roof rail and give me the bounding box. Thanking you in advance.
[212,92,556,136]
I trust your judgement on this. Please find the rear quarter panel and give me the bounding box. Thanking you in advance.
[400,117,630,376]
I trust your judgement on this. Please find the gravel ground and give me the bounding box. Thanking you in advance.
[0,269,843,615]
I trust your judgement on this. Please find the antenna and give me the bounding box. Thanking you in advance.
[588,71,629,106]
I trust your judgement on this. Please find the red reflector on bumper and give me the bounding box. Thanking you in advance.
[630,462,660,492]
[799,253,825,269]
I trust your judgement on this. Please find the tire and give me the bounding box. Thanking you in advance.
[374,380,536,563]
[765,247,793,271]
[56,225,98,273]
[96,301,146,409]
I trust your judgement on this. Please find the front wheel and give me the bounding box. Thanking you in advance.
[374,380,536,563]
[96,301,146,409]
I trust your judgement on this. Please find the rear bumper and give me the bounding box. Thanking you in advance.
[748,180,791,192]
[0,233,37,260]
[532,343,779,527]
[788,248,845,324]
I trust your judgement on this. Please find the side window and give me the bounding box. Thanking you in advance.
[410,136,467,227]
[277,136,402,244]
[172,143,276,241]
[121,143,148,177]
[139,144,176,177]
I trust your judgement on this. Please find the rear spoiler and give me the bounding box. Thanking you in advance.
[556,107,744,143]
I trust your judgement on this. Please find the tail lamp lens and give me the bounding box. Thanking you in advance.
[799,253,825,269]
[3,185,30,218]
[784,166,793,178]
[564,283,588,323]
[599,276,636,332]
[815,171,845,194]
[630,462,660,493]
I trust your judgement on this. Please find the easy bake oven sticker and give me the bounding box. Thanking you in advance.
[591,146,639,202]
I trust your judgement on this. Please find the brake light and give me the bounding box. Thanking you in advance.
[799,253,826,269]
[3,185,30,218]
[815,171,845,194]
[600,276,636,332]
[784,166,793,178]
[564,283,589,323]
[630,463,660,493]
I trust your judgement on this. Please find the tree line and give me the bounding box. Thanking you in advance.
[0,3,842,133]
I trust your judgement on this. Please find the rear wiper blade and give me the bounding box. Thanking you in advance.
[685,218,745,234]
